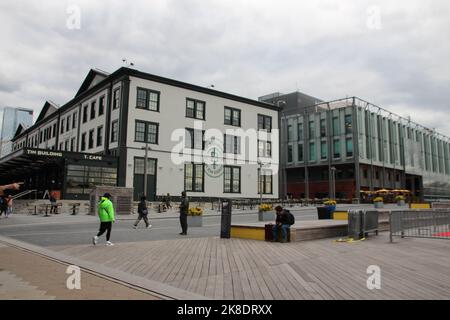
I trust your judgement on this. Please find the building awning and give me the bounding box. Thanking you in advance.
[0,148,118,179]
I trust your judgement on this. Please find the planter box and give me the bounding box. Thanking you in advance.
[317,207,332,220]
[187,215,203,227]
[374,202,384,209]
[258,211,275,222]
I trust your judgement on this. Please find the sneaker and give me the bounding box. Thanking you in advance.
[179,232,187,235]
[92,236,98,245]
[106,241,114,246]
[133,225,138,229]
[146,224,152,229]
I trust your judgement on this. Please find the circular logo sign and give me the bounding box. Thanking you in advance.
[204,139,224,178]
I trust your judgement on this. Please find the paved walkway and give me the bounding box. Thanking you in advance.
[0,242,160,300]
[42,233,450,300]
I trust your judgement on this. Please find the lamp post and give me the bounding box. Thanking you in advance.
[258,160,263,205]
[142,143,149,198]
[330,166,336,200]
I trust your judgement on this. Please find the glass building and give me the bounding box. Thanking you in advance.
[0,107,34,157]
[262,93,450,201]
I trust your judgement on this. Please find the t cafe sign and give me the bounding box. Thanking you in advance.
[25,149,105,161]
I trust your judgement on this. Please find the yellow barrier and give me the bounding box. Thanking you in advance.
[410,203,431,209]
[230,227,265,241]
[333,211,348,220]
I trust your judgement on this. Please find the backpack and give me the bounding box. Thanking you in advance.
[286,211,295,225]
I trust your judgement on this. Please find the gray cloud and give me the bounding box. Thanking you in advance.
[0,0,449,135]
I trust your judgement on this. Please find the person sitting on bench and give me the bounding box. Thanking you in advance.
[272,206,292,243]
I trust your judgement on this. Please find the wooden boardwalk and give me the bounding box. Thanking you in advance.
[49,233,450,300]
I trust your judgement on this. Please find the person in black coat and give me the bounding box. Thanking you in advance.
[133,196,151,229]
[272,206,291,243]
[179,191,189,235]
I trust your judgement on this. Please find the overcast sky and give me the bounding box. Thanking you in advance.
[0,0,449,135]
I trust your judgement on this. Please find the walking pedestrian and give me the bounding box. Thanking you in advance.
[179,191,189,235]
[6,195,13,218]
[92,193,115,246]
[0,196,7,218]
[133,196,152,229]
[49,193,58,214]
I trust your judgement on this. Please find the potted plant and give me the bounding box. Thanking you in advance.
[187,207,203,227]
[373,197,384,209]
[258,203,275,222]
[395,195,406,206]
[317,199,336,219]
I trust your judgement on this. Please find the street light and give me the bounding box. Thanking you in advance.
[141,142,150,198]
[258,160,263,205]
[330,166,336,200]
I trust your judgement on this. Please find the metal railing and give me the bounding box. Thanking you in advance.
[12,189,37,200]
[389,210,450,242]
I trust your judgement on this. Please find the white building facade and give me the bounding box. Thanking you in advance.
[8,68,280,200]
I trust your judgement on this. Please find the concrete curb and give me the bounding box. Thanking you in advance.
[0,235,209,300]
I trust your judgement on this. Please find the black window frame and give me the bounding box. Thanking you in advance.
[99,96,105,116]
[134,120,159,145]
[224,106,241,127]
[186,98,206,120]
[223,166,241,193]
[184,163,205,192]
[257,114,272,132]
[88,129,94,149]
[136,87,160,112]
[258,168,273,195]
[90,101,96,120]
[224,134,241,155]
[60,118,65,134]
[66,115,71,132]
[82,105,88,123]
[52,123,57,138]
[185,128,205,150]
[113,88,120,110]
[72,112,77,129]
[111,120,119,143]
[71,137,75,152]
[81,132,86,151]
[97,126,103,147]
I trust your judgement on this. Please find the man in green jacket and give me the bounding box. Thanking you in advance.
[92,193,115,246]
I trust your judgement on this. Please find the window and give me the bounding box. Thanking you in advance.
[321,141,327,160]
[90,101,96,120]
[66,115,71,132]
[320,119,326,137]
[135,120,158,144]
[83,105,88,123]
[65,140,69,151]
[111,121,118,143]
[113,88,120,110]
[309,121,315,138]
[99,96,105,116]
[224,135,241,155]
[71,138,75,152]
[346,138,353,157]
[52,123,57,138]
[258,114,272,132]
[309,142,316,161]
[287,125,293,141]
[81,133,86,151]
[97,126,103,147]
[59,142,63,150]
[224,107,241,126]
[332,116,340,136]
[39,131,43,144]
[345,114,353,134]
[88,129,94,149]
[333,139,341,158]
[136,88,160,112]
[184,163,204,192]
[73,112,77,129]
[258,141,272,157]
[134,158,156,176]
[60,119,65,134]
[186,98,205,120]
[258,169,273,194]
[224,166,241,193]
[298,123,303,140]
[287,145,293,162]
[298,144,304,162]
[185,128,204,150]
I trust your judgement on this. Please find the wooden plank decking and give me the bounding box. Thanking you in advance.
[49,233,450,300]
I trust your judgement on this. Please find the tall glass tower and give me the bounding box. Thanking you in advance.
[0,106,34,158]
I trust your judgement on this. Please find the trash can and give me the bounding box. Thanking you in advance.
[265,224,274,241]
[348,210,364,240]
[317,207,332,219]
[220,199,232,239]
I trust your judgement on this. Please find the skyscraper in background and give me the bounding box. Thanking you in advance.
[0,106,34,158]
